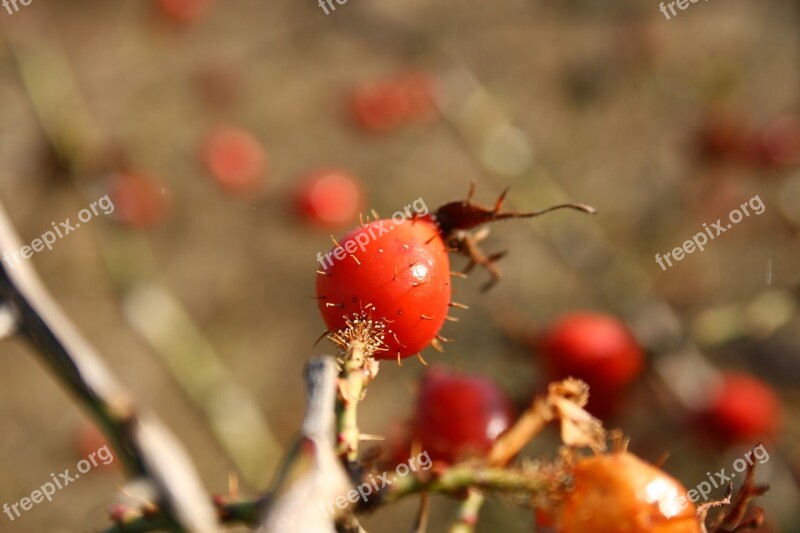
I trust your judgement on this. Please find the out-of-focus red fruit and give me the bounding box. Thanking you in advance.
[295,169,362,227]
[557,452,700,533]
[396,71,440,123]
[351,80,411,133]
[700,372,782,444]
[110,172,170,230]
[411,367,513,464]
[538,313,644,390]
[74,422,115,471]
[155,0,214,24]
[758,116,800,169]
[202,126,267,196]
[697,112,759,164]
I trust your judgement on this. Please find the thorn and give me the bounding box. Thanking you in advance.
[430,338,444,352]
[425,232,440,244]
[330,235,342,248]
[412,281,430,288]
[449,302,469,309]
[382,317,396,324]
[445,316,459,322]
[325,302,345,308]
[402,243,410,250]
[371,208,380,220]
[316,270,330,276]
[393,266,398,281]
[420,314,434,320]
[494,187,510,213]
[466,180,476,203]
[416,352,428,365]
[311,295,327,300]
[359,212,367,227]
[392,332,405,346]
[396,352,403,367]
[350,255,361,265]
[436,334,453,343]
[450,271,468,278]
[313,330,331,347]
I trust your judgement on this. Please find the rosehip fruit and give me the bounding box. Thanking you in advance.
[758,115,800,169]
[155,0,213,24]
[295,169,362,227]
[412,367,513,464]
[350,80,410,133]
[395,71,440,123]
[202,126,267,196]
[700,371,782,444]
[109,172,170,230]
[316,216,450,359]
[538,312,644,391]
[556,452,700,533]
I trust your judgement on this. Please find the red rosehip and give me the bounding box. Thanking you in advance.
[202,126,267,196]
[109,172,170,230]
[395,71,440,123]
[700,372,782,444]
[155,0,213,24]
[538,312,644,391]
[412,367,513,464]
[316,216,450,359]
[758,115,800,169]
[556,452,700,533]
[74,422,116,472]
[295,169,363,227]
[350,80,411,133]
[696,112,759,164]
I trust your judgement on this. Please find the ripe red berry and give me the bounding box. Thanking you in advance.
[350,80,411,133]
[155,0,213,24]
[758,115,800,169]
[316,216,450,359]
[74,422,115,471]
[700,372,781,444]
[295,169,363,227]
[202,126,267,196]
[696,112,759,164]
[412,367,513,464]
[556,452,700,533]
[395,71,440,123]
[109,172,170,230]
[537,312,644,391]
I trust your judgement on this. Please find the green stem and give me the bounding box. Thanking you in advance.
[449,489,486,533]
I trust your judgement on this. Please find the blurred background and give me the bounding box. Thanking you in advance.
[0,0,798,531]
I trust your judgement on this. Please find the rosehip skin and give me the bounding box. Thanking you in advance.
[558,452,700,533]
[538,312,643,386]
[700,371,782,445]
[316,216,450,359]
[412,367,513,464]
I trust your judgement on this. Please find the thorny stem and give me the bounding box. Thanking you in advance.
[329,315,385,464]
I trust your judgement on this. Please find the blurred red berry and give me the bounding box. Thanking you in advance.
[316,216,450,359]
[202,126,267,196]
[411,367,513,464]
[74,422,115,471]
[700,372,782,444]
[351,80,411,133]
[110,172,170,230]
[538,312,644,391]
[557,452,700,533]
[155,0,213,24]
[395,71,440,123]
[696,112,759,164]
[295,169,362,227]
[758,115,800,169]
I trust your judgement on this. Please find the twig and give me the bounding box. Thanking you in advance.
[0,202,219,532]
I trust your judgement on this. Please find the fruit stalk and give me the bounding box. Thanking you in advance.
[336,339,379,462]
